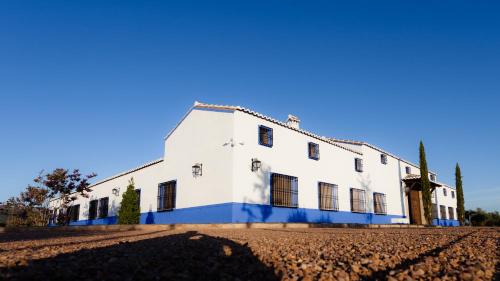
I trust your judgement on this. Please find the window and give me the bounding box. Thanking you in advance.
[443,188,447,196]
[440,205,447,219]
[49,209,56,225]
[308,142,320,160]
[135,189,141,209]
[355,158,363,172]
[258,126,273,147]
[98,197,109,218]
[448,207,455,220]
[405,166,411,174]
[430,174,436,181]
[88,200,98,220]
[432,204,438,219]
[158,181,176,211]
[350,188,366,213]
[67,204,80,222]
[381,154,388,165]
[271,173,298,208]
[373,193,387,215]
[451,191,455,198]
[318,182,338,211]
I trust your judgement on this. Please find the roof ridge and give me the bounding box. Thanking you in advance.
[89,158,164,188]
[193,102,363,155]
[49,158,164,202]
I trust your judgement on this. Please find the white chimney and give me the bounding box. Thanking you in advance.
[286,114,301,129]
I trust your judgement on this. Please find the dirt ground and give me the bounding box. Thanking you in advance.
[0,227,498,280]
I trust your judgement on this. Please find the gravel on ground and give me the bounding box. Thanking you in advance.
[0,227,497,280]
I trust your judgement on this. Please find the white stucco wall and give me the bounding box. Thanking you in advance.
[48,103,458,225]
[359,145,407,219]
[163,108,235,209]
[232,111,408,216]
[433,184,457,220]
[49,160,165,219]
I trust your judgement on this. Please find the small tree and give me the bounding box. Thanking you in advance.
[37,168,97,225]
[118,178,140,224]
[419,141,433,225]
[4,196,26,227]
[20,184,50,226]
[455,163,465,225]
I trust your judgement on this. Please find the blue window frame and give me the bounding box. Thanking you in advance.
[308,142,320,160]
[258,125,273,147]
[270,173,298,208]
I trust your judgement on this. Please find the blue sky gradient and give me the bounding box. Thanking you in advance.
[0,1,499,210]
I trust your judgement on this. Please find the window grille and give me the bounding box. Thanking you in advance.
[432,204,438,219]
[350,188,366,213]
[355,158,363,172]
[158,181,176,211]
[271,173,298,208]
[88,200,98,220]
[381,154,388,164]
[135,189,141,209]
[98,197,109,218]
[373,193,387,215]
[67,204,80,222]
[440,205,447,220]
[318,182,338,211]
[308,142,320,160]
[448,207,455,220]
[258,126,273,147]
[405,166,411,174]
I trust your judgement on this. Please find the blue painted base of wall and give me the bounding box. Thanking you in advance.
[432,218,460,227]
[63,203,458,227]
[233,203,402,224]
[69,216,118,226]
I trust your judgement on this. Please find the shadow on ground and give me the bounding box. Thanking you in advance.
[1,231,279,281]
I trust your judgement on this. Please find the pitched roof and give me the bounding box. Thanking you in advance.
[403,174,442,187]
[190,101,363,155]
[88,158,164,188]
[168,101,439,177]
[49,158,164,202]
[328,138,429,172]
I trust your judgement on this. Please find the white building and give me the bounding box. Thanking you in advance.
[49,101,459,226]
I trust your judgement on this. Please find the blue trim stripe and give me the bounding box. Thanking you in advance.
[68,216,117,226]
[432,218,460,227]
[234,203,402,224]
[63,202,413,226]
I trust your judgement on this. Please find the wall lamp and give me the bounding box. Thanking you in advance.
[192,163,203,177]
[251,158,262,172]
[112,187,120,196]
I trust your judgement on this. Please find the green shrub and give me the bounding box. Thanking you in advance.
[118,178,140,224]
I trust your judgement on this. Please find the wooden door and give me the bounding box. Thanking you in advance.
[409,190,422,225]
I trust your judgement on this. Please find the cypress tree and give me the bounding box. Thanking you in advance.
[118,178,140,224]
[419,141,433,225]
[456,163,465,225]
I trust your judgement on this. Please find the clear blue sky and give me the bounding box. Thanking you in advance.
[0,1,498,211]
